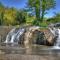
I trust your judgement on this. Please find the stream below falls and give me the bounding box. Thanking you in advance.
[0,43,60,55]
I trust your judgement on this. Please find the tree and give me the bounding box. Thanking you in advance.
[16,10,26,25]
[0,2,5,25]
[47,12,60,24]
[26,0,40,25]
[3,7,17,25]
[26,0,56,25]
[52,13,60,23]
[41,0,56,20]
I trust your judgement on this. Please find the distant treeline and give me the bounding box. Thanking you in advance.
[0,1,60,27]
[0,3,27,26]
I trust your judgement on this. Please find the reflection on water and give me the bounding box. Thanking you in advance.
[0,43,60,55]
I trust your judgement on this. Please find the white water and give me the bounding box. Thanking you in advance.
[4,28,16,43]
[4,26,60,49]
[55,29,60,46]
[49,27,60,49]
[4,26,40,44]
[4,28,25,44]
[48,27,56,36]
[16,29,25,41]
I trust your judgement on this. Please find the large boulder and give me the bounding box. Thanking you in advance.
[23,26,56,48]
[43,29,56,45]
[23,26,40,48]
[0,26,56,47]
[23,26,47,48]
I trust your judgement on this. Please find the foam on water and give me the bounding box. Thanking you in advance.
[4,28,25,44]
[49,27,60,49]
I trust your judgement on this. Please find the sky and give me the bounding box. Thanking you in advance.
[0,0,60,18]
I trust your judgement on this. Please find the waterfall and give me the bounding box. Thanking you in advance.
[4,27,25,44]
[49,27,60,49]
[48,27,57,36]
[4,26,40,45]
[4,28,16,43]
[53,28,60,49]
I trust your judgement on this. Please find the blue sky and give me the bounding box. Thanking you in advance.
[0,0,27,9]
[0,0,60,18]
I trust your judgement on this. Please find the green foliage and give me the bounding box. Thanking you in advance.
[0,2,5,25]
[32,19,40,26]
[0,2,28,26]
[27,0,40,22]
[41,0,56,21]
[26,0,56,25]
[16,10,26,25]
[3,8,17,25]
[39,21,48,27]
[0,1,57,27]
[26,15,35,25]
[47,12,60,24]
[54,13,60,22]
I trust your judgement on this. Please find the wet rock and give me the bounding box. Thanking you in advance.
[0,26,56,47]
[23,26,48,48]
[48,23,60,28]
[23,26,40,48]
[0,26,14,42]
[44,29,55,45]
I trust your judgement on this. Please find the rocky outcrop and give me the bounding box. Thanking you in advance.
[23,26,40,48]
[43,29,56,45]
[0,26,14,43]
[23,26,47,48]
[21,26,56,48]
[0,26,57,47]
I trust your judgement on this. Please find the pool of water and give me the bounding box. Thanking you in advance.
[0,43,60,55]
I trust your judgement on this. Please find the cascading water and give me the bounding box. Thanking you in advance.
[4,27,25,44]
[55,29,60,46]
[49,27,60,49]
[10,28,25,43]
[4,28,16,43]
[53,28,60,49]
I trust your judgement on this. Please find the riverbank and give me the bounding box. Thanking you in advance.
[0,44,60,60]
[0,26,53,44]
[0,26,60,60]
[0,54,60,60]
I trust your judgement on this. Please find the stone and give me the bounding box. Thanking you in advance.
[43,29,56,46]
[23,26,47,48]
[0,26,56,46]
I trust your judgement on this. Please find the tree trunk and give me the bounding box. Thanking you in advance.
[35,7,41,25]
[41,9,45,21]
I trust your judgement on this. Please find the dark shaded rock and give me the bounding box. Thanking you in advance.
[22,26,52,48]
[23,26,40,48]
[0,26,56,47]
[44,29,56,45]
[48,23,60,27]
[35,31,46,45]
[54,23,60,27]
